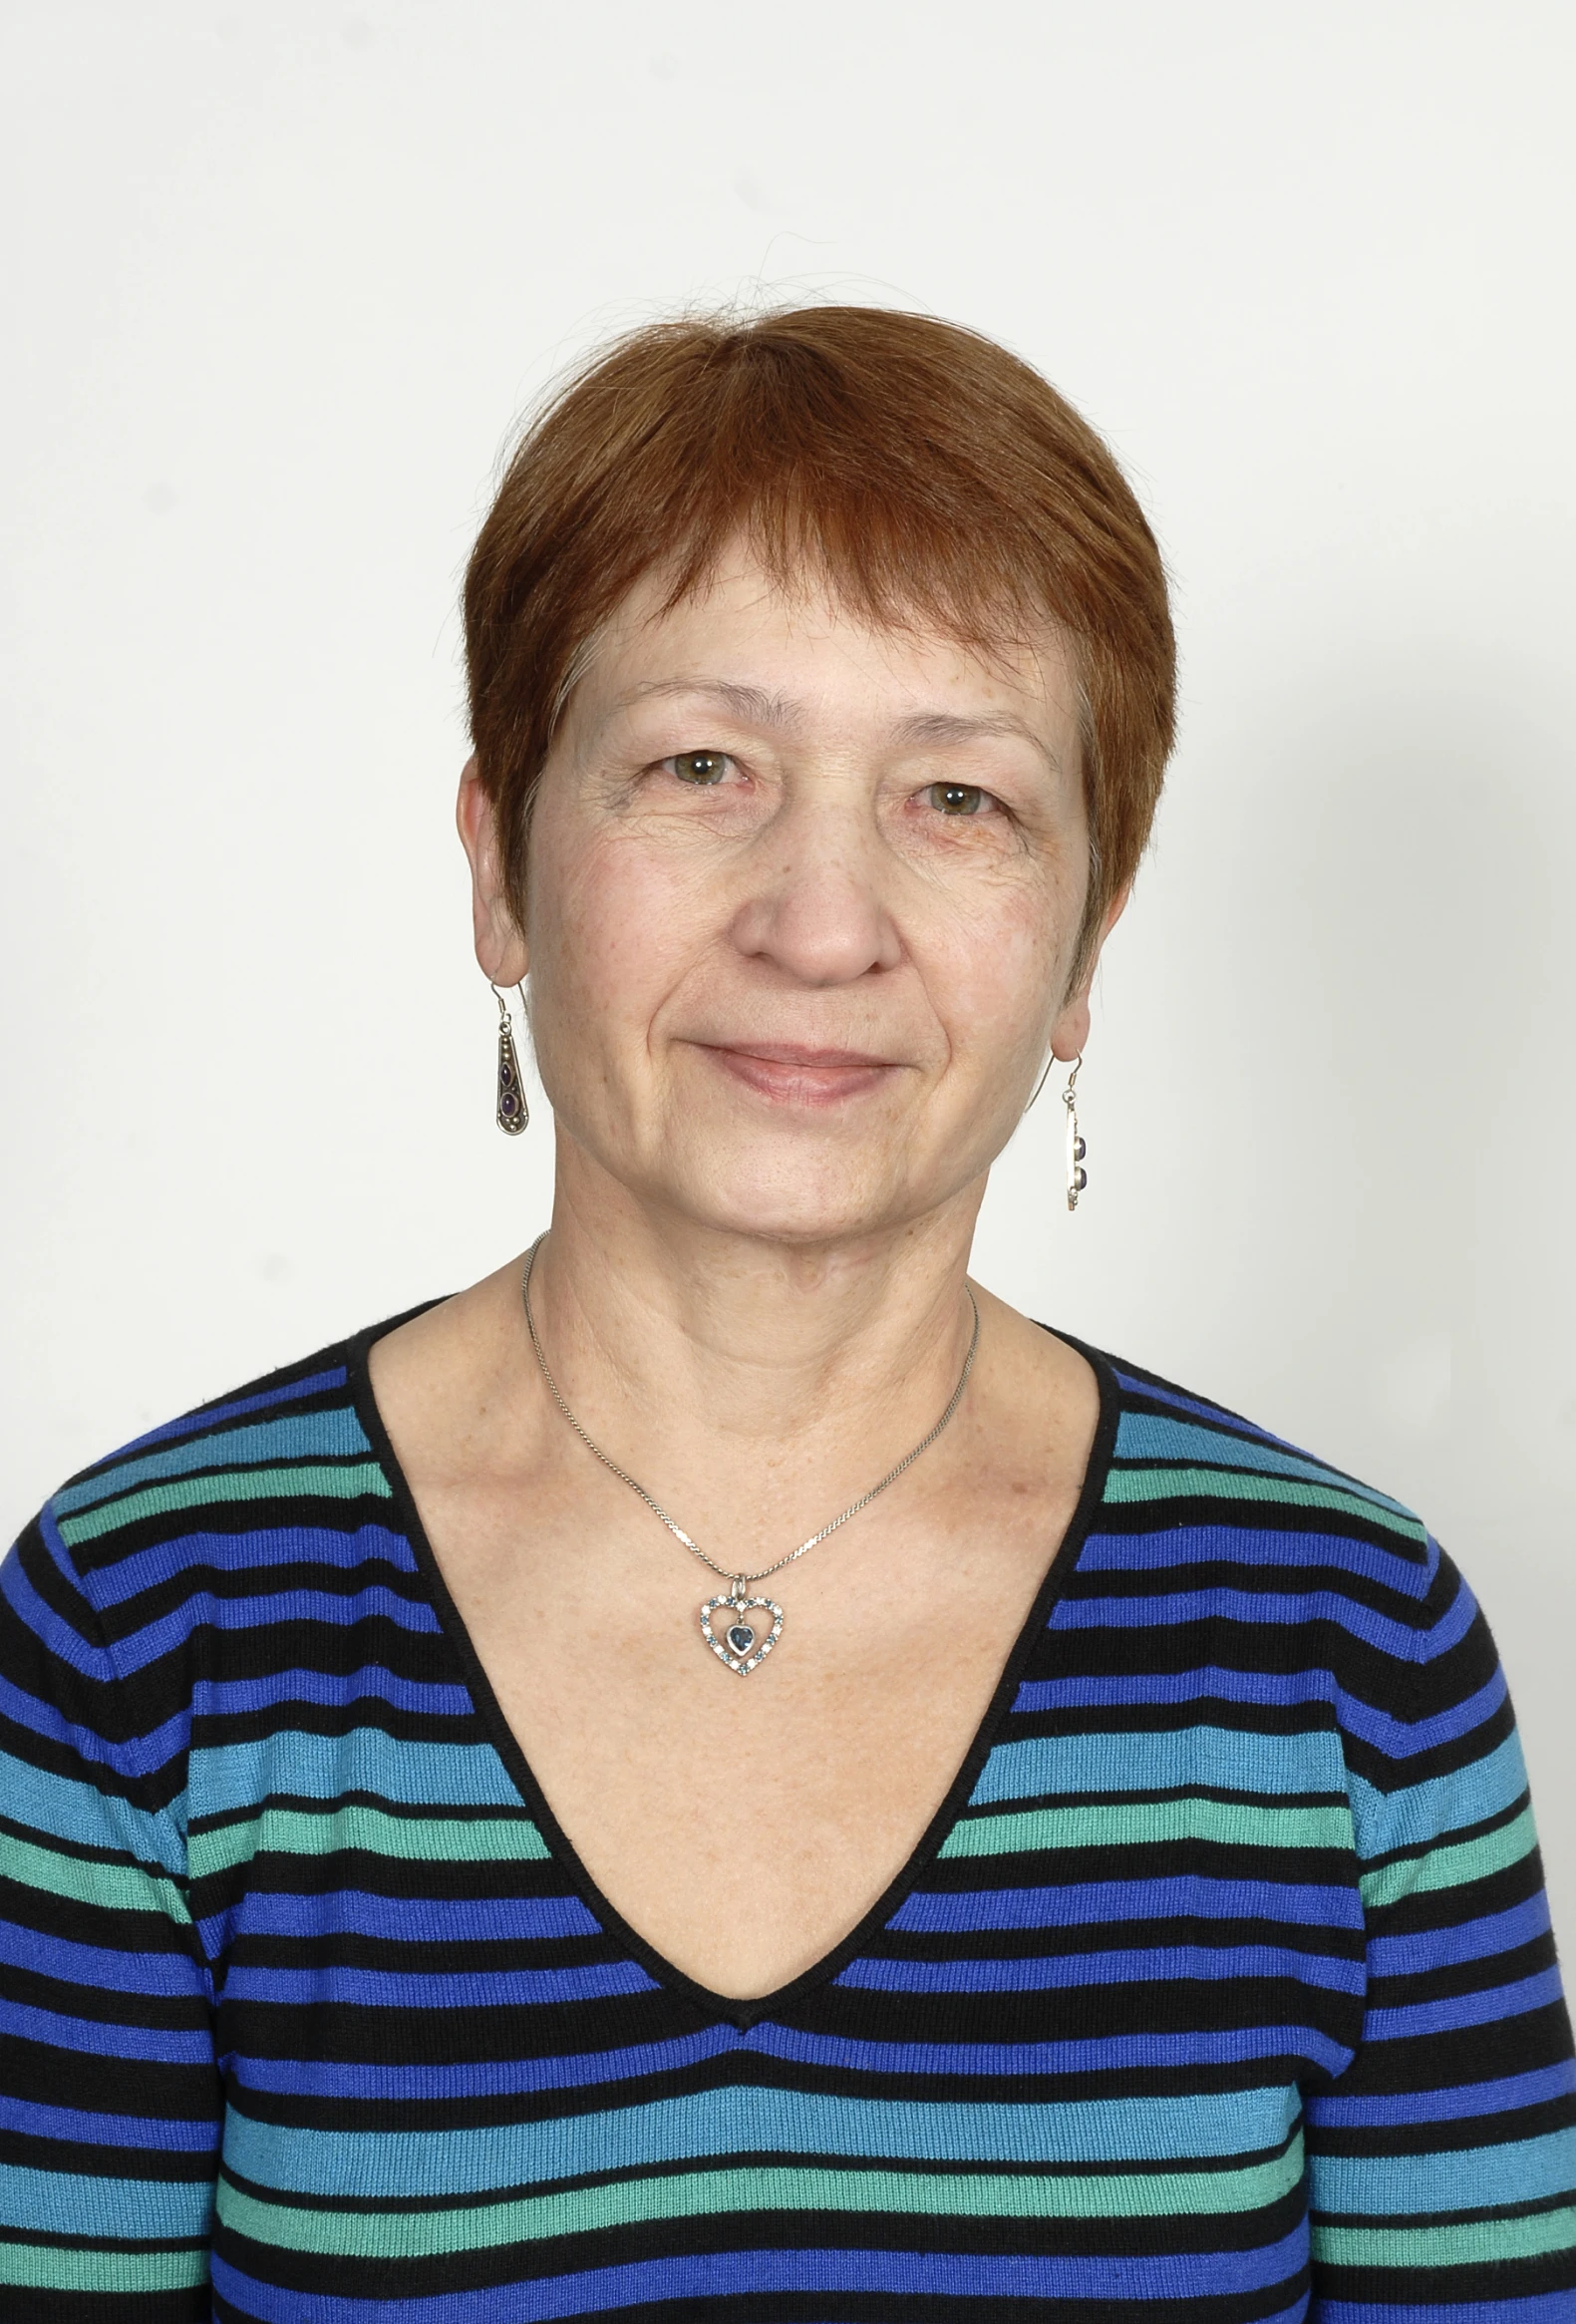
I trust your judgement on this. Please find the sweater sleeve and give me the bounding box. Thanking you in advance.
[1306,1539,1576,2316]
[0,1508,218,2321]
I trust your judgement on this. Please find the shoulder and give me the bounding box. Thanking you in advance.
[1077,1339,1474,1669]
[1067,1346,1520,1824]
[17,1309,429,1623]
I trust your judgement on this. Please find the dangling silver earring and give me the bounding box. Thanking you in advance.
[491,981,529,1135]
[1063,1056,1087,1210]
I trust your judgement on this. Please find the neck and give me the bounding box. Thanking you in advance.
[521,1134,987,1545]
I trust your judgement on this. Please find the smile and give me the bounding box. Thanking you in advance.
[694,1041,901,1106]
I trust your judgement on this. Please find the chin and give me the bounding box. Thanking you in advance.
[656,1146,920,1250]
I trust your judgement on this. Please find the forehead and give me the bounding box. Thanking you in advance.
[570,544,1083,750]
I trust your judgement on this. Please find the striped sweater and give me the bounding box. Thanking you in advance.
[1,1310,1573,2321]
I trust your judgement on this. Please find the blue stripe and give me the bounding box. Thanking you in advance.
[0,2091,218,2151]
[1308,2060,1576,2127]
[190,1664,474,1719]
[891,1874,1362,1934]
[92,1519,421,1606]
[0,1913,204,1999]
[967,1724,1343,1807]
[209,1887,602,1945]
[221,1960,658,2009]
[190,1729,523,1815]
[2,1537,118,1686]
[226,2017,1359,2102]
[1010,1660,1507,1757]
[1320,2298,1576,2324]
[95,1582,443,1675]
[51,1413,374,1515]
[1362,1966,1567,2040]
[0,1993,214,2064]
[222,2082,1301,2195]
[73,1368,348,1465]
[1109,1370,1303,1448]
[1312,2127,1576,2213]
[751,2018,1358,2082]
[0,1740,186,1869]
[1053,1579,1479,1659]
[839,1942,1365,1995]
[0,2157,211,2237]
[1078,1523,1426,1587]
[1367,1893,1551,1977]
[1350,1732,1528,1858]
[1115,1414,1417,1516]
[230,2026,747,2101]
[0,1663,191,1786]
[212,2230,1310,2321]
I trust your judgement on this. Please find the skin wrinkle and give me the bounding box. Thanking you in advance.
[605,678,1067,781]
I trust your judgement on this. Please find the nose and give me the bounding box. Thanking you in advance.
[727,820,904,986]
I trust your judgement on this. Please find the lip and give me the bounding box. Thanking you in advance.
[712,1041,892,1068]
[692,1039,902,1106]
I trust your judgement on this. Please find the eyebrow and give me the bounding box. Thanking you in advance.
[615,681,1063,770]
[620,679,797,725]
[892,710,1063,772]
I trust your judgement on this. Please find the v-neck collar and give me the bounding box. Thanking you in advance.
[347,1301,1120,2035]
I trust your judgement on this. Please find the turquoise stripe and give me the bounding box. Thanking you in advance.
[1311,2127,1576,2214]
[57,1463,392,1546]
[1103,1466,1426,1540]
[52,1413,374,1515]
[222,2083,1302,2198]
[969,1726,1344,1808]
[1114,1414,1417,1518]
[191,1729,524,1816]
[1350,1732,1528,1862]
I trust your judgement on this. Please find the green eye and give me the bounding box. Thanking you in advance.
[671,751,731,785]
[928,782,987,816]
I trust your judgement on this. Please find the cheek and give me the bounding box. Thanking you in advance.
[526,816,704,1059]
[926,881,1072,1067]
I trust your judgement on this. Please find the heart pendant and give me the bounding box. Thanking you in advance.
[699,1592,785,1676]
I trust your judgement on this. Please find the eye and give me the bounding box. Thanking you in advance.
[925,782,993,816]
[667,750,735,785]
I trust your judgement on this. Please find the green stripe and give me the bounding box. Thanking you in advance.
[0,1829,190,1918]
[1103,1465,1426,1540]
[188,1801,550,1879]
[1360,1806,1538,1909]
[58,1462,392,1545]
[1313,2202,1576,2268]
[0,2243,208,2291]
[940,1797,1352,1859]
[218,2145,1304,2258]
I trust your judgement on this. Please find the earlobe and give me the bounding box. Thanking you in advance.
[1050,997,1092,1065]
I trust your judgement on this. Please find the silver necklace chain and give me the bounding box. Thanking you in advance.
[520,1236,981,1590]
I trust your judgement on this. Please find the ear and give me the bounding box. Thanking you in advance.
[1049,883,1129,1062]
[457,756,530,984]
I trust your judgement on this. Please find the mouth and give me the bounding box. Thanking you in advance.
[692,1040,902,1107]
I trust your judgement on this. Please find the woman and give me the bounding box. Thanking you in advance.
[3,307,1572,2322]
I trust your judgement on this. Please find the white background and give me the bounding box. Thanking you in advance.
[3,2,1573,1930]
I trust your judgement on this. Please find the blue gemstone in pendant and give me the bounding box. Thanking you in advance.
[727,1623,756,1656]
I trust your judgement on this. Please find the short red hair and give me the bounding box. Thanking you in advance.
[464,306,1175,974]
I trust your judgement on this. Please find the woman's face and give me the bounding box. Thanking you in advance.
[473,544,1108,1250]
